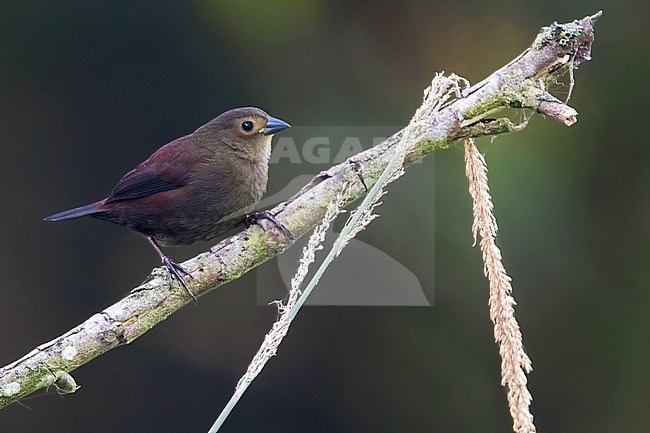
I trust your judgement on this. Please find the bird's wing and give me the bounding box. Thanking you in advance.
[106,169,181,202]
[105,135,208,203]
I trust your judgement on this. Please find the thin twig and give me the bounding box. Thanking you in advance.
[207,185,351,433]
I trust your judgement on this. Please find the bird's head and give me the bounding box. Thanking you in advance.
[196,107,290,160]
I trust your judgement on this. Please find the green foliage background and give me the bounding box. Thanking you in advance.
[0,1,647,432]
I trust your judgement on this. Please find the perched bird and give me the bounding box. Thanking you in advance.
[45,107,291,301]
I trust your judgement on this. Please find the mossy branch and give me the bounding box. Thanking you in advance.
[0,11,600,409]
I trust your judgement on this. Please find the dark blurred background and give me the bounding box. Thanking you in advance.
[1,1,648,432]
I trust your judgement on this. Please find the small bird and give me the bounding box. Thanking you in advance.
[45,107,291,301]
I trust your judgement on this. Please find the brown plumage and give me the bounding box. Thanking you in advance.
[45,107,291,300]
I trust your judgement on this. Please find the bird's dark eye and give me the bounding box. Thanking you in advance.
[241,121,254,131]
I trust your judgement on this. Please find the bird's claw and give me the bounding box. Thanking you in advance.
[162,258,197,303]
[242,210,292,239]
[147,236,197,303]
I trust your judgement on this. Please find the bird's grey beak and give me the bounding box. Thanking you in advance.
[263,116,291,135]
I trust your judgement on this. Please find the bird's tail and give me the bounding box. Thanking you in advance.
[44,202,104,222]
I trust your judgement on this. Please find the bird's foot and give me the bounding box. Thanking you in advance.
[147,236,197,303]
[242,210,292,239]
[162,257,197,303]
